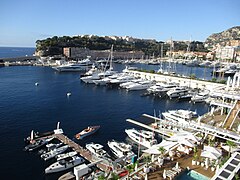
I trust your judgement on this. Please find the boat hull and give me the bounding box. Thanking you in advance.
[75,126,100,140]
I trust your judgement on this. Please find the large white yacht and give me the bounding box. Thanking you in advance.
[167,87,188,98]
[125,129,157,148]
[147,83,164,93]
[191,91,209,103]
[147,82,177,93]
[107,140,135,159]
[53,58,93,72]
[41,145,69,161]
[126,80,153,91]
[80,73,101,83]
[45,156,85,174]
[162,109,197,124]
[93,73,121,86]
[119,79,141,89]
[108,75,135,86]
[86,143,109,158]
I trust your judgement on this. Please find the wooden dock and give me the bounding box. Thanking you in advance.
[53,133,112,172]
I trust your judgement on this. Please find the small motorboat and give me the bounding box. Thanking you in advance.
[38,142,63,155]
[56,151,78,161]
[41,145,69,161]
[118,170,129,177]
[86,143,110,159]
[75,125,100,140]
[45,156,85,174]
[24,137,54,152]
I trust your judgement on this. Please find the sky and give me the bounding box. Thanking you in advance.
[0,0,239,47]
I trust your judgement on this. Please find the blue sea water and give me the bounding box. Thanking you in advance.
[0,47,35,58]
[0,47,211,180]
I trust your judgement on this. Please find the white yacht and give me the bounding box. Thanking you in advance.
[125,129,157,148]
[39,142,63,155]
[80,73,101,83]
[147,83,164,93]
[108,75,135,86]
[93,76,112,86]
[191,91,209,103]
[93,73,120,86]
[119,79,141,89]
[126,80,153,91]
[107,140,135,159]
[56,151,78,161]
[45,156,85,174]
[162,109,197,124]
[84,64,100,76]
[122,66,138,73]
[148,82,177,93]
[53,58,93,72]
[41,145,68,161]
[167,87,188,98]
[86,143,109,158]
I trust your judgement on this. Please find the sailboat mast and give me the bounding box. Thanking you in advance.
[110,45,113,70]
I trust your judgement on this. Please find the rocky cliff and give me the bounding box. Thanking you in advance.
[205,26,240,49]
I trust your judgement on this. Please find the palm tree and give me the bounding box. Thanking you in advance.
[226,140,236,156]
[158,147,166,157]
[109,172,119,180]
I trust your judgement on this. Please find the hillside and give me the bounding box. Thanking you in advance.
[35,35,207,57]
[205,26,240,49]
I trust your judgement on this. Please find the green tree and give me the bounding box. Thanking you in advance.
[158,147,166,158]
[226,140,236,156]
[109,172,119,180]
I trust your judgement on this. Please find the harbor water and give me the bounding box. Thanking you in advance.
[0,47,211,180]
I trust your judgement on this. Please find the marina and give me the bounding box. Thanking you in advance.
[1,48,240,180]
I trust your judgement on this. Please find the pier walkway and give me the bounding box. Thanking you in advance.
[53,133,112,172]
[127,70,226,91]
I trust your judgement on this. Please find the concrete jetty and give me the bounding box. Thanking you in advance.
[127,70,226,91]
[53,133,112,172]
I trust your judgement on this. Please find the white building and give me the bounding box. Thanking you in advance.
[215,46,240,61]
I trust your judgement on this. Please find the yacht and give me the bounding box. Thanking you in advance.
[119,79,141,89]
[45,156,85,174]
[122,66,138,73]
[53,58,93,72]
[24,137,54,152]
[93,76,112,86]
[108,75,135,86]
[162,109,197,124]
[191,91,209,103]
[178,94,193,101]
[86,143,110,158]
[41,145,69,161]
[107,140,135,159]
[147,83,164,94]
[167,87,188,98]
[80,73,101,84]
[75,125,100,140]
[125,129,157,148]
[126,80,153,91]
[186,58,200,67]
[38,142,63,155]
[83,64,100,76]
[56,151,78,161]
[199,60,212,67]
